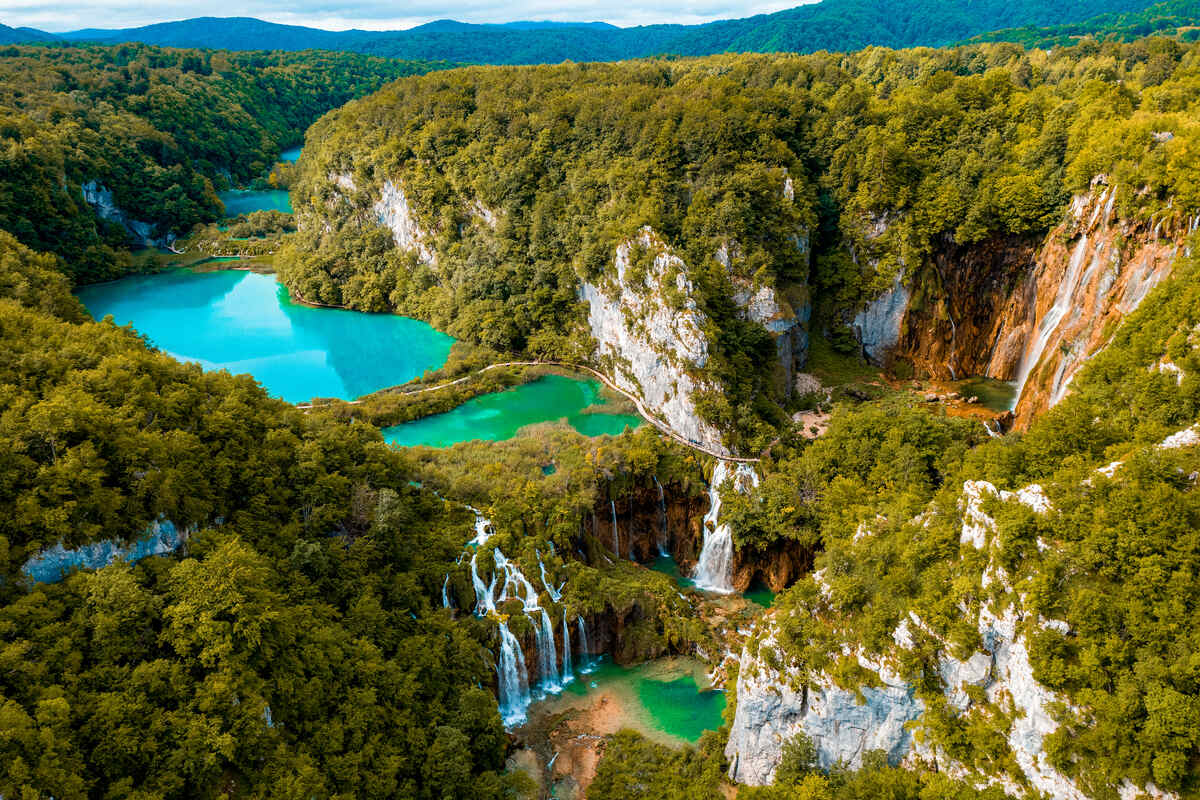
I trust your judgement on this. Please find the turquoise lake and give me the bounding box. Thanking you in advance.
[529,657,725,746]
[382,374,642,447]
[76,269,454,403]
[218,189,292,216]
[280,146,302,162]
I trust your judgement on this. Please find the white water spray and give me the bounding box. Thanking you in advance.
[561,607,573,684]
[497,621,530,725]
[610,500,619,555]
[693,461,759,593]
[1012,234,1090,406]
[576,615,595,673]
[652,475,669,556]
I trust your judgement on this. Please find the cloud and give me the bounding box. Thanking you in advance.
[8,0,805,33]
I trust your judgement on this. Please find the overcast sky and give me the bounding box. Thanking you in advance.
[4,0,808,33]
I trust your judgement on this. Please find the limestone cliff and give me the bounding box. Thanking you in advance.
[988,185,1195,427]
[22,519,187,584]
[725,443,1192,798]
[581,226,729,454]
[852,184,1195,428]
[720,238,812,394]
[81,180,175,249]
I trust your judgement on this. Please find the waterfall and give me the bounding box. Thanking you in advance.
[983,419,1002,439]
[538,551,564,602]
[442,573,451,608]
[561,607,573,684]
[468,507,493,546]
[610,500,620,555]
[470,545,575,722]
[497,621,531,725]
[470,554,497,615]
[535,609,560,693]
[693,461,760,594]
[577,615,595,673]
[652,475,669,556]
[1012,234,1090,406]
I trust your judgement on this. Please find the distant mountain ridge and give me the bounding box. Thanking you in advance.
[0,22,57,44]
[24,0,1200,63]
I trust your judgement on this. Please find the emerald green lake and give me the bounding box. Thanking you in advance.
[953,377,1018,412]
[382,375,641,447]
[531,657,725,746]
[280,146,302,163]
[75,269,454,403]
[218,189,292,216]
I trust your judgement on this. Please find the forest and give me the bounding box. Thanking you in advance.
[0,24,1199,800]
[281,35,1200,452]
[43,0,1180,65]
[0,44,438,282]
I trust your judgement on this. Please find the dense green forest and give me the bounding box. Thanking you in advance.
[281,36,1200,451]
[971,0,1200,48]
[0,44,437,282]
[50,0,1181,64]
[1,22,1199,798]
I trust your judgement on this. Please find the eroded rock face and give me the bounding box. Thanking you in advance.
[581,227,727,453]
[725,471,1180,799]
[81,180,173,248]
[374,179,436,265]
[853,273,910,365]
[726,636,923,784]
[22,519,186,584]
[993,185,1191,427]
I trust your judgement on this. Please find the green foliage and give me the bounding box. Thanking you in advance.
[0,43,434,282]
[65,1,1171,66]
[764,240,1200,794]
[0,232,527,797]
[588,730,723,800]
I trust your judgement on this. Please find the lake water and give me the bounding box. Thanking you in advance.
[953,377,1018,412]
[280,146,302,162]
[76,269,454,403]
[218,189,293,217]
[525,656,724,746]
[382,374,642,447]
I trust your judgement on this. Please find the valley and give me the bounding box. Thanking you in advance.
[0,9,1198,800]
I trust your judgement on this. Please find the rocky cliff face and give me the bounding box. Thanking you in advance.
[854,184,1194,428]
[81,180,174,249]
[725,464,1183,799]
[989,185,1195,427]
[22,519,187,584]
[582,227,729,453]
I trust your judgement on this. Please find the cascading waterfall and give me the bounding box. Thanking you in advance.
[610,500,620,555]
[561,607,573,684]
[1012,234,1090,405]
[576,615,595,673]
[468,507,493,546]
[471,545,579,721]
[693,461,760,593]
[538,551,564,602]
[496,621,531,725]
[442,573,451,608]
[652,475,669,556]
[535,609,560,693]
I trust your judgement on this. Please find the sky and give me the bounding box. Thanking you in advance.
[3,0,807,33]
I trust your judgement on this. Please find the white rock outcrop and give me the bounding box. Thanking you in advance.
[725,474,1177,799]
[374,179,436,265]
[727,641,924,784]
[81,180,173,248]
[22,519,186,584]
[581,227,726,453]
[853,272,910,365]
